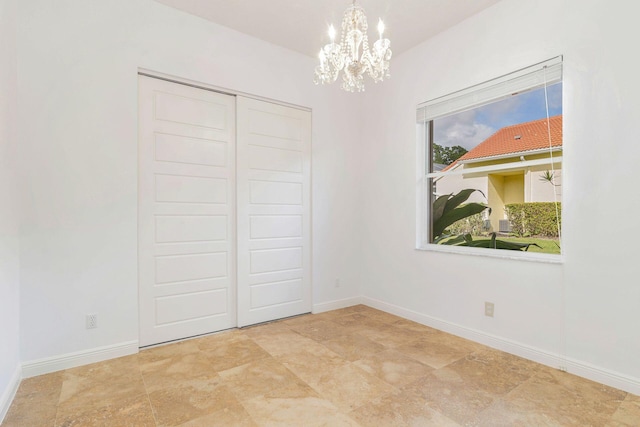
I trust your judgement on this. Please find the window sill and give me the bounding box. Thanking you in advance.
[416,243,564,264]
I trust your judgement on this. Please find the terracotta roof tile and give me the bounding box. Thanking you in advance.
[458,115,562,162]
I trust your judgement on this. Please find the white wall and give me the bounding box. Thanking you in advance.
[13,0,640,399]
[16,0,362,364]
[0,0,21,417]
[360,0,640,393]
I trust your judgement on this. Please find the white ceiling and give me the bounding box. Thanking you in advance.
[153,0,502,58]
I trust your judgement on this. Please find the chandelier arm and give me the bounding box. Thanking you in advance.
[314,1,391,92]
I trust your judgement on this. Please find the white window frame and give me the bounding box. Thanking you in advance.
[416,57,564,263]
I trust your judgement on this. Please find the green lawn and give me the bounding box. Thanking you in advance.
[497,236,561,254]
[439,235,561,254]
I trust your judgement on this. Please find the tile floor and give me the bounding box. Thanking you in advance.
[3,305,639,426]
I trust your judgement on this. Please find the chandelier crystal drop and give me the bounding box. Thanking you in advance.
[313,0,392,92]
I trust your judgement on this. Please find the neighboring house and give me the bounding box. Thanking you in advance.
[435,115,562,232]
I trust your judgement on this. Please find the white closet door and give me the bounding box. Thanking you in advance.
[236,97,312,327]
[138,75,236,346]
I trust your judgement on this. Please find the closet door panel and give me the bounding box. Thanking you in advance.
[236,97,312,327]
[138,76,236,346]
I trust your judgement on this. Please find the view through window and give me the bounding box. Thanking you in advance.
[418,58,563,256]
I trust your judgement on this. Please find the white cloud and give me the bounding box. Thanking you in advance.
[434,111,495,151]
[478,96,523,122]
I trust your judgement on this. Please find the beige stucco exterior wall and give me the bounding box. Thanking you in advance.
[433,155,561,233]
[487,175,505,231]
[433,172,487,204]
[504,174,525,204]
[526,166,562,202]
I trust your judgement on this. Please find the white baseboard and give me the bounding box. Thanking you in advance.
[361,296,640,396]
[313,296,363,314]
[21,340,139,379]
[0,364,22,424]
[562,356,640,396]
[15,298,640,397]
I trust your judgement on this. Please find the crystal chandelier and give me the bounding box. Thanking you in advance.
[313,0,392,92]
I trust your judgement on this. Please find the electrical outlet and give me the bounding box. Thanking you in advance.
[86,313,98,329]
[484,302,494,317]
[335,278,341,288]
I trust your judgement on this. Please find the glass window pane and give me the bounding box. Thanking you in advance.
[427,82,562,255]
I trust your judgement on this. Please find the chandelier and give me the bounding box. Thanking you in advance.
[313,1,392,92]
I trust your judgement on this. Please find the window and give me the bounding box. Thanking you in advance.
[417,57,563,258]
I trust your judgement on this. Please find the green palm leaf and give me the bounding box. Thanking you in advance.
[433,202,487,237]
[431,189,537,252]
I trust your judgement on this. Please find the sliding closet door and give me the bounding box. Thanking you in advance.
[138,75,236,346]
[236,97,312,327]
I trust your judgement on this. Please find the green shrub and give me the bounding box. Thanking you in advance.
[504,202,561,237]
[433,189,538,251]
[448,212,487,236]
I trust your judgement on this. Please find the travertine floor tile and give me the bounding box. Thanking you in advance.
[2,372,63,427]
[13,371,65,394]
[359,308,405,324]
[147,376,238,427]
[288,319,350,342]
[3,305,636,427]
[55,393,156,427]
[472,397,565,427]
[400,369,496,425]
[423,330,486,353]
[608,393,640,426]
[140,351,218,393]
[176,400,257,427]
[58,357,146,412]
[247,327,326,357]
[353,348,433,387]
[305,362,396,412]
[356,323,425,348]
[391,318,441,334]
[279,313,327,328]
[63,354,141,381]
[476,367,627,426]
[395,336,472,369]
[327,313,389,335]
[194,329,250,350]
[241,321,290,336]
[138,339,201,365]
[349,387,460,427]
[242,396,360,427]
[445,349,540,395]
[276,346,349,388]
[202,337,271,372]
[321,332,386,361]
[219,357,318,402]
[307,309,360,323]
[324,304,371,316]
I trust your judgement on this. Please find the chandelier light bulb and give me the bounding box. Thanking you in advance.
[313,1,392,92]
[328,24,336,42]
[377,19,385,39]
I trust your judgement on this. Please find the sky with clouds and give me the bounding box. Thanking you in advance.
[433,82,562,152]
